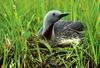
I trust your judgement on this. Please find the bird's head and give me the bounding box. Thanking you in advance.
[44,10,69,24]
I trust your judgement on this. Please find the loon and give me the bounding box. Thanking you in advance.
[38,10,84,45]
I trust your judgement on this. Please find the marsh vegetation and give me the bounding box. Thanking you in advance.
[0,0,100,68]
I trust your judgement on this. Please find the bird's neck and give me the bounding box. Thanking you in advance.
[42,20,54,40]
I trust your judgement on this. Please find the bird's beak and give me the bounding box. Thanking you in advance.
[59,13,69,18]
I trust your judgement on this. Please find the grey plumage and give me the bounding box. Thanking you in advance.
[53,20,84,38]
[38,10,84,45]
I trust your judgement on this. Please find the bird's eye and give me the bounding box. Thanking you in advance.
[52,13,56,16]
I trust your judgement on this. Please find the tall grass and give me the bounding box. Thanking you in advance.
[0,0,100,68]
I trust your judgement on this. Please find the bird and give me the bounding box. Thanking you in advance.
[38,10,84,46]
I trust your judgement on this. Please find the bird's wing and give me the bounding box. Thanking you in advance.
[69,21,84,31]
[53,20,84,38]
[54,20,84,32]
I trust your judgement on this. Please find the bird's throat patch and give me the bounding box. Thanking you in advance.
[43,24,54,40]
